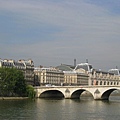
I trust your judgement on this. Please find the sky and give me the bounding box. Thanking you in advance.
[0,0,120,70]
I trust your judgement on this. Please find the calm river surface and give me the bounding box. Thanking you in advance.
[0,96,120,120]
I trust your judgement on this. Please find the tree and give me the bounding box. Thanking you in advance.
[0,67,15,96]
[0,67,27,96]
[26,85,36,99]
[13,69,27,96]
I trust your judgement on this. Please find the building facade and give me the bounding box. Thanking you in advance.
[32,62,120,87]
[34,66,89,86]
[34,67,64,86]
[64,70,89,86]
[90,70,120,86]
[74,62,120,86]
[0,58,34,85]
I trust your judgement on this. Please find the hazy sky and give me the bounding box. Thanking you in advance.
[0,0,120,70]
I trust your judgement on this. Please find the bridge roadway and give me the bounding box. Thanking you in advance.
[34,85,120,100]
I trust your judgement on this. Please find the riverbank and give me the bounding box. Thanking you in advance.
[0,97,28,100]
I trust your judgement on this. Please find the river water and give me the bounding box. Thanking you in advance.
[0,96,120,120]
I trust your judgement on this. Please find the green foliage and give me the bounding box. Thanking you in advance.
[0,67,27,97]
[26,85,36,99]
[0,67,36,98]
[13,70,27,96]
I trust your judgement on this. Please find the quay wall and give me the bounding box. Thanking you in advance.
[0,97,28,100]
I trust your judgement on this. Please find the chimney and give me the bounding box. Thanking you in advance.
[74,59,76,67]
[86,59,88,63]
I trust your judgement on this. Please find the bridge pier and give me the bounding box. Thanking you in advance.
[64,94,71,99]
[93,93,102,100]
[64,89,71,99]
[93,94,110,100]
[92,89,103,100]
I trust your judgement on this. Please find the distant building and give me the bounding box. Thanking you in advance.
[74,63,93,73]
[90,69,120,86]
[34,64,89,86]
[56,64,75,71]
[63,70,89,86]
[55,63,89,86]
[74,62,120,86]
[34,62,120,87]
[0,58,34,85]
[108,69,120,75]
[34,67,64,86]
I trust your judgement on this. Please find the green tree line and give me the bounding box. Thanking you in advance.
[0,67,35,98]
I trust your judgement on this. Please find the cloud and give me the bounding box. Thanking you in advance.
[85,0,120,15]
[0,0,120,70]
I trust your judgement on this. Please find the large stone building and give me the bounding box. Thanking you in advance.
[56,63,89,86]
[34,66,89,86]
[0,58,34,85]
[63,70,89,86]
[74,63,120,86]
[56,64,75,71]
[34,62,120,87]
[90,69,120,86]
[34,67,64,86]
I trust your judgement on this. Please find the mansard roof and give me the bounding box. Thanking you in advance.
[56,64,75,71]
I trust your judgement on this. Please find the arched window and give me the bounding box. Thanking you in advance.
[117,82,119,85]
[111,82,113,85]
[114,82,116,85]
[100,81,102,85]
[104,81,106,85]
[96,81,98,85]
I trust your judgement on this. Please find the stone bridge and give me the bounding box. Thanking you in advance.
[34,86,120,100]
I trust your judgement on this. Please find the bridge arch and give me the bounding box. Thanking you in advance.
[101,88,119,100]
[39,90,65,98]
[71,89,93,99]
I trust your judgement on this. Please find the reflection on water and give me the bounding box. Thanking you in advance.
[0,96,120,120]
